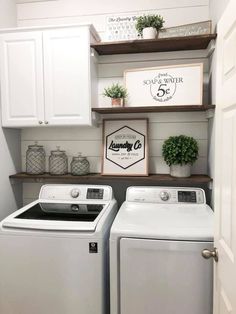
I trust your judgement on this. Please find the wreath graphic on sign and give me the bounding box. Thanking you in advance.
[150,73,177,102]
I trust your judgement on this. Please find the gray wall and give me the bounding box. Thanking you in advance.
[0,0,22,220]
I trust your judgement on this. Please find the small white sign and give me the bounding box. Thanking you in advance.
[105,14,141,41]
[124,63,203,107]
[102,119,148,176]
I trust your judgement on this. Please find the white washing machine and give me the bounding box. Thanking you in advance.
[0,184,118,314]
[110,186,214,314]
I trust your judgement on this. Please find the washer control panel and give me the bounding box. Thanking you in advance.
[126,187,205,204]
[39,185,112,201]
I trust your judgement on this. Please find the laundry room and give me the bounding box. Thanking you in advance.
[0,0,235,313]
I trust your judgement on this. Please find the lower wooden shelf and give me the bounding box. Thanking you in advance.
[10,173,212,185]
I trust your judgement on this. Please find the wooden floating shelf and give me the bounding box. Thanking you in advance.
[92,105,215,114]
[91,34,217,55]
[10,173,212,185]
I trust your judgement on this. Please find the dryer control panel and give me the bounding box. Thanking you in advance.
[126,187,205,204]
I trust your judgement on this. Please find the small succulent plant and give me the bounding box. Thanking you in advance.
[103,83,128,99]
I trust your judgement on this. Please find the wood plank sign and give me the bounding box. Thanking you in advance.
[124,63,203,107]
[102,119,148,176]
[159,21,212,38]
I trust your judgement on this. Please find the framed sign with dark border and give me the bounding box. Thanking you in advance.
[102,119,148,176]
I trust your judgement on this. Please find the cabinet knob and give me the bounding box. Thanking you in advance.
[44,121,49,125]
[38,121,43,124]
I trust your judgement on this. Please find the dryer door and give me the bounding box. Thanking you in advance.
[120,238,213,314]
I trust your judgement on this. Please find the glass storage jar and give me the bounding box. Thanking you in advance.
[26,141,46,174]
[71,153,90,176]
[49,146,68,175]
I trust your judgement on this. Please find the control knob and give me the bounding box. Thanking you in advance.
[71,188,80,198]
[160,191,170,201]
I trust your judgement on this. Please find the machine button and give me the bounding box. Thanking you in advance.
[159,191,170,201]
[70,188,80,198]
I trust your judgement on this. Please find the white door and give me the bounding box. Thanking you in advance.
[43,27,91,126]
[0,31,44,127]
[120,238,213,314]
[214,0,236,313]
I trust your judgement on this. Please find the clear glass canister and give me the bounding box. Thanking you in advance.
[71,153,90,176]
[49,146,68,175]
[26,141,46,175]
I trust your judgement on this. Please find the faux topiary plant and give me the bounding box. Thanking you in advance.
[103,83,128,107]
[135,14,165,35]
[103,83,128,99]
[162,135,199,166]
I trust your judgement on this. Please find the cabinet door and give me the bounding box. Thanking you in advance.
[43,27,91,126]
[0,32,44,127]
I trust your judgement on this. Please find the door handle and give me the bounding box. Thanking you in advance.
[202,247,218,262]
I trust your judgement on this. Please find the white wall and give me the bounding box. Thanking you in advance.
[0,0,22,219]
[209,0,229,30]
[17,0,210,38]
[0,0,17,28]
[16,0,211,204]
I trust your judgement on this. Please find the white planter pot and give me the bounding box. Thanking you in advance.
[142,27,157,39]
[170,164,191,178]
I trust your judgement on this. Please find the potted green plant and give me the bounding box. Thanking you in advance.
[162,135,199,177]
[103,83,128,107]
[136,14,165,39]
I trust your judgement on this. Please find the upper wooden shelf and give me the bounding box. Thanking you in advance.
[92,105,215,114]
[91,34,217,55]
[10,173,212,185]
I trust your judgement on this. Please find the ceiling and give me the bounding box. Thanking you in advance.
[16,0,57,3]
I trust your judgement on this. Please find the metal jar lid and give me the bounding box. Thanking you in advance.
[27,141,44,150]
[50,146,66,155]
[72,153,87,161]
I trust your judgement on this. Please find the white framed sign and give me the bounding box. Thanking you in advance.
[124,63,203,107]
[102,119,148,176]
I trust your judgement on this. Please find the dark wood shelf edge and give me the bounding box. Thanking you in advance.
[91,34,217,55]
[10,173,212,184]
[92,105,215,114]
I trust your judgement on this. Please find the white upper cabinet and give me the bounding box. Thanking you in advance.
[0,31,45,127]
[0,25,99,127]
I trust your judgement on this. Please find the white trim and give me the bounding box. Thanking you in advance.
[0,23,101,42]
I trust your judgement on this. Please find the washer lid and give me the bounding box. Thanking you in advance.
[1,201,108,232]
[110,202,214,241]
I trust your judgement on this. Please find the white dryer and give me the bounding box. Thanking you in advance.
[110,186,214,314]
[0,184,118,314]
